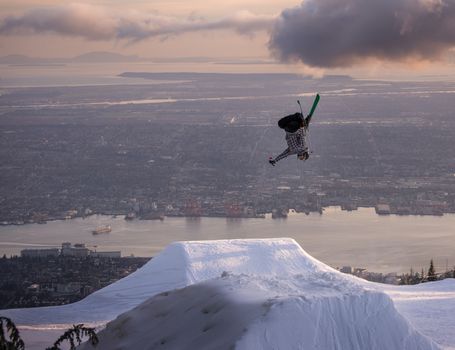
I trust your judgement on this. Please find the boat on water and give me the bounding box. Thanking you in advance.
[125,212,136,221]
[92,225,112,235]
[271,208,288,219]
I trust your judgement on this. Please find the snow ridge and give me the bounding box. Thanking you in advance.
[80,272,439,350]
[3,238,452,349]
[77,238,440,350]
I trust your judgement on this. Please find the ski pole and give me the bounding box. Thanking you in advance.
[297,99,313,154]
[297,100,304,118]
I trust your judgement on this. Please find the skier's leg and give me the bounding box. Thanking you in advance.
[270,148,290,165]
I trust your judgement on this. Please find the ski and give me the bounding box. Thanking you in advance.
[308,93,320,118]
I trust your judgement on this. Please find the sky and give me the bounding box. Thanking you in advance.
[1,0,454,76]
[0,0,290,59]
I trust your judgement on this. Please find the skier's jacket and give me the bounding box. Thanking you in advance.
[278,112,311,155]
[285,127,308,155]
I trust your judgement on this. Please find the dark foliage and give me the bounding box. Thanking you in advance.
[46,324,98,350]
[427,259,437,282]
[0,316,25,350]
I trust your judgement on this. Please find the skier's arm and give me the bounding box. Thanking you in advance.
[296,112,311,130]
[303,114,312,129]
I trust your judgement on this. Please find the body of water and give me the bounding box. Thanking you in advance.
[1,207,454,274]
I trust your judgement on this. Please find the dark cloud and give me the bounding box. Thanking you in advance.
[0,4,275,42]
[269,0,455,68]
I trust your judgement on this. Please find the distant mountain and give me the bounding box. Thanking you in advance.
[0,53,281,65]
[0,54,48,65]
[70,52,142,63]
[0,52,146,65]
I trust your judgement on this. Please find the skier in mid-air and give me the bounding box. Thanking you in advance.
[269,94,320,166]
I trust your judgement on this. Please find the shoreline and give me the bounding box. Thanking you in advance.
[1,205,452,227]
[1,207,454,274]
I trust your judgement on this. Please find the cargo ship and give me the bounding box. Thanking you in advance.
[92,225,112,235]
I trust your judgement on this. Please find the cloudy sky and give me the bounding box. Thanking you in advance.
[1,0,454,74]
[0,0,289,59]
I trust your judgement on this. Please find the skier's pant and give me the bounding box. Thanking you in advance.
[273,148,291,163]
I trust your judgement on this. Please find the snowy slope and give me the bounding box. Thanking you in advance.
[2,238,455,349]
[2,239,337,324]
[79,272,439,350]
[381,280,455,349]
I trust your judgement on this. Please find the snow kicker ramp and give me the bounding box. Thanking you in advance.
[2,238,449,349]
[3,238,362,324]
[80,274,439,350]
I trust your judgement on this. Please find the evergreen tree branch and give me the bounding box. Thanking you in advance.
[0,316,25,350]
[46,324,98,350]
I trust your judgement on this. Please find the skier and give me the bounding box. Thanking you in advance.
[268,113,310,166]
[269,94,319,166]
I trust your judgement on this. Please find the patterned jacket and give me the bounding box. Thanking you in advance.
[285,127,308,154]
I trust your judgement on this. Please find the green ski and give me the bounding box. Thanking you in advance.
[308,93,320,118]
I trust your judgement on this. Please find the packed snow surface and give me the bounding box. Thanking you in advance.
[79,273,439,350]
[3,238,455,349]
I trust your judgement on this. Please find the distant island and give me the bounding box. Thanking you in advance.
[0,52,280,66]
[0,51,145,65]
